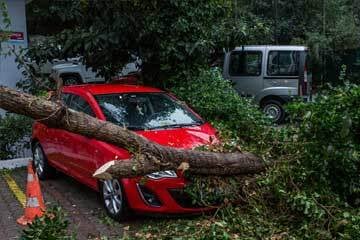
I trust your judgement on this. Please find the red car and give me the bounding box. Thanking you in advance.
[32,83,218,220]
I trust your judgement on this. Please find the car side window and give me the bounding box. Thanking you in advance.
[61,93,71,105]
[267,51,300,76]
[229,51,262,76]
[62,93,95,117]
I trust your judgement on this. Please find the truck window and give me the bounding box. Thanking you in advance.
[267,51,300,76]
[229,51,262,76]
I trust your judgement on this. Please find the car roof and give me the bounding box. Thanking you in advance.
[234,45,308,51]
[63,83,164,95]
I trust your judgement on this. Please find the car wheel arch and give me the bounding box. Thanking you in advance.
[60,73,83,85]
[31,138,39,150]
[260,95,286,108]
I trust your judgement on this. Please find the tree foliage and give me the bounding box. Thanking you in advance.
[0,0,11,43]
[25,0,360,86]
[171,68,271,144]
[243,0,360,84]
[26,0,270,84]
[0,114,32,159]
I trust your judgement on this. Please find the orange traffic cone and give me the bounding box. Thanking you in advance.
[17,161,46,225]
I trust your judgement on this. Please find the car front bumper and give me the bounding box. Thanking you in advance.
[121,177,210,214]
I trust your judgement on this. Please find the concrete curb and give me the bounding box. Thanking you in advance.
[0,158,31,170]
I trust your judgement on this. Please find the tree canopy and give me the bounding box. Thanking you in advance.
[25,0,360,86]
[26,0,270,84]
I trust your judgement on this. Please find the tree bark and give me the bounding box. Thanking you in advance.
[0,86,265,179]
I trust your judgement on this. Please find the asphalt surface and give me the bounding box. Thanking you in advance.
[0,168,145,240]
[0,171,24,239]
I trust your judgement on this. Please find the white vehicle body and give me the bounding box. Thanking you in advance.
[50,62,105,84]
[48,57,141,84]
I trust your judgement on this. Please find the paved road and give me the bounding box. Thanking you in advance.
[0,168,145,240]
[0,172,24,239]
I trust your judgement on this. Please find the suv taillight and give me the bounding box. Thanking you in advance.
[303,65,308,95]
[299,61,308,96]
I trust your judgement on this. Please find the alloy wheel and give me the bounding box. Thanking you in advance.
[263,103,281,122]
[102,179,123,215]
[33,146,45,176]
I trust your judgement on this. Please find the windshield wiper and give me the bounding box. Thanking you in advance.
[126,126,146,131]
[148,122,203,130]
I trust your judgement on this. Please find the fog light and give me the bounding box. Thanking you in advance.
[137,184,162,207]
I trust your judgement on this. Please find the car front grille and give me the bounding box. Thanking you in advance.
[168,188,201,208]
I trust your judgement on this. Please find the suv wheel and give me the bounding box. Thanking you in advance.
[32,142,55,180]
[100,179,128,221]
[262,99,285,124]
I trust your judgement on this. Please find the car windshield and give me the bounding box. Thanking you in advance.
[95,93,203,130]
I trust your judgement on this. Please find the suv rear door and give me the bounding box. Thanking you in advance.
[264,49,301,97]
[224,49,264,97]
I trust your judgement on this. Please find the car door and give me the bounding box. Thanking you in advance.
[39,95,68,170]
[264,50,300,96]
[60,93,98,188]
[226,50,264,97]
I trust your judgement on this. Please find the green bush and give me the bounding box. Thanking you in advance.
[287,83,360,200]
[171,68,271,145]
[20,206,75,240]
[258,83,360,238]
[0,113,32,159]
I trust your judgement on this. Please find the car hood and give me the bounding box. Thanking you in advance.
[136,123,218,149]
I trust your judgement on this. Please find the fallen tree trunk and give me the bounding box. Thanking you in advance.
[0,86,265,178]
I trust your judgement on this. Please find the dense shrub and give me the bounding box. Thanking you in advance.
[256,83,360,238]
[171,68,272,145]
[287,83,360,200]
[0,113,32,159]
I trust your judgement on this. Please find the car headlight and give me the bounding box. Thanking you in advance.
[146,170,177,179]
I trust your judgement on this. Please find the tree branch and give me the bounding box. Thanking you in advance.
[0,86,265,178]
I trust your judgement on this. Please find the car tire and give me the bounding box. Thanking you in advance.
[32,142,55,180]
[262,99,285,124]
[100,179,128,221]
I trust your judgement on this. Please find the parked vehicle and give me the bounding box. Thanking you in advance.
[31,82,218,220]
[49,56,142,85]
[223,45,312,123]
[26,57,81,76]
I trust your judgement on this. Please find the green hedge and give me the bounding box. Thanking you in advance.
[0,114,32,159]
